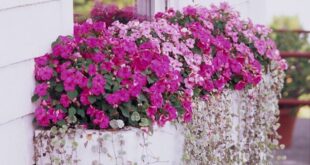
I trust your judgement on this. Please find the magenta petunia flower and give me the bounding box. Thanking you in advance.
[34,106,50,127]
[149,93,163,108]
[48,108,65,124]
[60,94,71,108]
[88,64,97,76]
[35,66,53,81]
[34,83,49,96]
[163,102,177,120]
[90,74,105,96]
[254,39,267,55]
[34,54,49,66]
[80,90,91,105]
[235,81,246,90]
[117,67,132,79]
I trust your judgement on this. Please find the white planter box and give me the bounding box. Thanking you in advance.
[34,123,184,165]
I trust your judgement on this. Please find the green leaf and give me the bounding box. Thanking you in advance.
[112,83,120,92]
[88,96,97,104]
[68,115,77,124]
[55,84,64,92]
[67,90,78,100]
[77,109,85,118]
[138,94,148,103]
[42,95,49,100]
[147,75,157,84]
[139,118,151,127]
[31,94,39,102]
[87,79,92,88]
[68,107,76,117]
[120,106,130,118]
[131,111,141,121]
[56,120,66,127]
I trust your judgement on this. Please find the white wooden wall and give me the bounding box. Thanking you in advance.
[0,0,73,164]
[137,0,267,24]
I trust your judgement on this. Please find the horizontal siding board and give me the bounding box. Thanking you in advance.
[0,114,34,165]
[0,0,59,11]
[0,0,72,67]
[0,60,35,124]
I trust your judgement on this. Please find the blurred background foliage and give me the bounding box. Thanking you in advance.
[270,16,310,100]
[74,0,135,21]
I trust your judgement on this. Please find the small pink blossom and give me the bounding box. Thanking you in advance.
[60,94,71,107]
[35,66,53,81]
[88,64,97,76]
[35,83,49,96]
[34,107,50,127]
[34,54,49,66]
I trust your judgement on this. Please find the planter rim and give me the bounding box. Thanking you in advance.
[34,122,178,133]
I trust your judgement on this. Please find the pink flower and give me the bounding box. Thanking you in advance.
[48,108,65,123]
[34,54,49,66]
[75,71,88,88]
[183,111,192,123]
[105,90,130,105]
[86,106,96,117]
[203,79,214,92]
[100,62,113,72]
[229,59,243,74]
[93,111,110,129]
[64,76,76,92]
[212,36,231,50]
[88,64,97,76]
[158,115,169,126]
[183,6,197,16]
[52,36,76,59]
[61,68,75,81]
[80,90,91,105]
[35,83,49,96]
[34,107,50,127]
[254,39,267,55]
[150,55,170,78]
[87,106,109,129]
[117,66,132,79]
[214,77,226,91]
[35,66,53,81]
[182,99,192,122]
[60,94,71,107]
[149,93,163,108]
[185,38,195,48]
[163,102,177,120]
[279,59,288,70]
[90,74,105,95]
[146,106,157,120]
[92,52,105,63]
[235,81,246,90]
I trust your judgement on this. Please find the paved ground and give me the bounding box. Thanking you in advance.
[276,119,310,165]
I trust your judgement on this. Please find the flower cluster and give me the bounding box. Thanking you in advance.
[153,4,287,96]
[32,3,286,129]
[33,19,190,129]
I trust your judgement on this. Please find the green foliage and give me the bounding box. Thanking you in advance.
[270,16,310,99]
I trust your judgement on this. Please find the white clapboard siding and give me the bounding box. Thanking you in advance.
[0,0,73,164]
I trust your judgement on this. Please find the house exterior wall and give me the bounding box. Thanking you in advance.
[0,0,73,164]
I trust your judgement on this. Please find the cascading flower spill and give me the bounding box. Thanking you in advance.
[33,2,286,164]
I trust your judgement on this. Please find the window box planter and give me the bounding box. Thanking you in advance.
[34,123,184,165]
